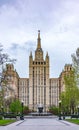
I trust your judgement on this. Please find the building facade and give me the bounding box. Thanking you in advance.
[3,31,72,111]
[2,64,19,99]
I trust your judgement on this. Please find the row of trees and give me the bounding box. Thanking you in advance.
[61,48,79,115]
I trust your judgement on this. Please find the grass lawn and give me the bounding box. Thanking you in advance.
[0,119,16,126]
[66,119,79,125]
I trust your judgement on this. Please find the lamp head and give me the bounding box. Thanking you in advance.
[59,100,61,103]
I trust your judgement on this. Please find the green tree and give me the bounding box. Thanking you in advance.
[61,48,79,115]
[61,70,79,114]
[71,48,79,87]
[10,100,21,114]
[61,92,69,114]
[49,106,59,115]
[0,44,16,110]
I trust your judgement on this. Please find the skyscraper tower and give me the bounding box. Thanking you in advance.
[29,30,49,111]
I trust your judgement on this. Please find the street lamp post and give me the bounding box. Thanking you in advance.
[59,100,62,120]
[1,105,4,116]
[20,101,24,120]
[77,105,79,118]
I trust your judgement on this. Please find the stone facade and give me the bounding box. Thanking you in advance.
[59,64,73,94]
[2,64,19,100]
[29,31,50,111]
[19,78,29,106]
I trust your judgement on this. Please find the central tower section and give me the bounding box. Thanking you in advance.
[29,30,49,111]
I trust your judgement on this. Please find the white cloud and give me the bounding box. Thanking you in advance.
[0,0,79,77]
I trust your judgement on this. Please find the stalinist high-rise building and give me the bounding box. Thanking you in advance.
[29,30,50,111]
[3,31,72,111]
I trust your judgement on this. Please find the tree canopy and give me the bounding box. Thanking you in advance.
[0,44,16,111]
[61,48,79,114]
[10,100,22,114]
[72,48,79,87]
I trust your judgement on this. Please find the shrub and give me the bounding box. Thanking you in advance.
[49,106,59,115]
[23,106,29,115]
[0,115,3,120]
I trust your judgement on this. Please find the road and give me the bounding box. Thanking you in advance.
[0,118,79,130]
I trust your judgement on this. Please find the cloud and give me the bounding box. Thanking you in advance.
[9,41,36,54]
[5,41,36,77]
[0,0,79,77]
[0,0,16,7]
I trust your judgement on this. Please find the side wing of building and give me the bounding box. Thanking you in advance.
[19,78,29,106]
[49,78,59,107]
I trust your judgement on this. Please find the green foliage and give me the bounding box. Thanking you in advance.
[66,119,79,125]
[49,106,59,115]
[61,48,79,114]
[0,119,16,126]
[61,92,68,114]
[0,116,3,120]
[72,48,79,87]
[0,44,16,112]
[61,70,79,114]
[23,106,29,115]
[10,99,21,114]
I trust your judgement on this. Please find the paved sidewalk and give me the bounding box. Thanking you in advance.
[0,118,79,130]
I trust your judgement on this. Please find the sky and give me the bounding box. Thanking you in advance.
[0,0,79,78]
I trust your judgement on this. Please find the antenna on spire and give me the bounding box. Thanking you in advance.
[38,30,40,39]
[37,30,41,49]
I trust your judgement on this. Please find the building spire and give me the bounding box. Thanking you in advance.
[37,30,41,49]
[30,51,32,57]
